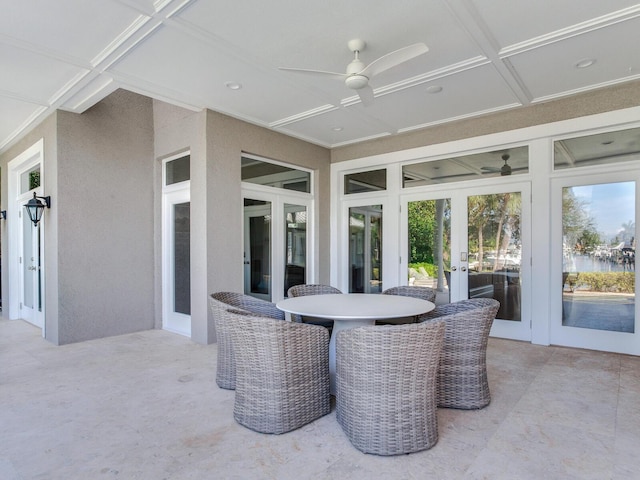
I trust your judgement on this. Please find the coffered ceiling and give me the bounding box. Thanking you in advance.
[1,0,639,154]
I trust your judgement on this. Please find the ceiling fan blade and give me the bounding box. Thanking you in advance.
[278,66,347,80]
[357,85,374,106]
[359,43,428,78]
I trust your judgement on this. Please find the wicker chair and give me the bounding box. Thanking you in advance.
[419,298,500,409]
[379,285,437,325]
[335,321,445,455]
[382,285,437,302]
[209,292,284,390]
[226,308,331,434]
[286,284,342,329]
[210,291,284,320]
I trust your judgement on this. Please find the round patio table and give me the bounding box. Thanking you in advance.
[276,293,435,394]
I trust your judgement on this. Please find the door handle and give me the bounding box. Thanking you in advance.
[451,266,457,272]
[460,266,467,272]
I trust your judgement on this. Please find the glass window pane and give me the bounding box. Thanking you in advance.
[554,127,640,170]
[173,202,191,315]
[166,155,190,185]
[244,198,272,300]
[284,204,307,295]
[20,165,40,194]
[403,146,528,188]
[562,182,635,332]
[407,199,451,301]
[468,192,522,321]
[344,169,387,194]
[349,205,382,293]
[242,156,310,193]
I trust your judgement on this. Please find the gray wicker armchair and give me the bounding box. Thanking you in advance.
[286,284,342,329]
[419,298,500,409]
[226,308,331,434]
[335,321,445,455]
[211,291,284,320]
[379,285,437,325]
[209,292,284,390]
[382,285,436,302]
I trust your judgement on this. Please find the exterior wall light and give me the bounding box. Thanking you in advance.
[24,192,51,226]
[1,210,6,220]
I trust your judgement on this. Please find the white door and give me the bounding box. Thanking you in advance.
[550,172,639,355]
[18,190,45,330]
[401,182,532,341]
[243,189,312,302]
[162,188,191,336]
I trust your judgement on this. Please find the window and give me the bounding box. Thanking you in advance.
[241,154,311,193]
[344,169,387,194]
[554,127,640,170]
[165,154,190,185]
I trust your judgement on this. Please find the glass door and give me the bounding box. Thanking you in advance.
[551,174,639,354]
[402,182,531,341]
[244,199,272,301]
[349,205,383,293]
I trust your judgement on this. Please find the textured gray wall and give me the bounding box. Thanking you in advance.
[331,80,640,163]
[0,114,59,343]
[204,110,331,343]
[55,90,155,344]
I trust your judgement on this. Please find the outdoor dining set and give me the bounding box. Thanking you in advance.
[208,285,500,456]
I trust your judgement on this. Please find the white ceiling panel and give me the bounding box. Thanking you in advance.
[508,17,640,100]
[1,0,639,153]
[352,64,521,133]
[0,97,44,146]
[0,0,145,62]
[0,43,89,102]
[471,0,640,48]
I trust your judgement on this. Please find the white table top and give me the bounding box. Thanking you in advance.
[276,293,435,320]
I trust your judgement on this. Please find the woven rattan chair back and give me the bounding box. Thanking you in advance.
[226,309,331,434]
[209,292,284,390]
[286,284,342,327]
[211,291,284,320]
[381,285,436,303]
[335,321,445,455]
[419,298,500,409]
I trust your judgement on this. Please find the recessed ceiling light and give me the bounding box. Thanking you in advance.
[331,126,344,132]
[575,58,596,69]
[225,81,242,90]
[601,140,614,145]
[426,85,443,94]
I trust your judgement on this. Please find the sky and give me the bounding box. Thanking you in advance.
[571,181,635,243]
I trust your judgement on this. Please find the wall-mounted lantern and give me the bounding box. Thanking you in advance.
[24,192,51,226]
[0,210,6,220]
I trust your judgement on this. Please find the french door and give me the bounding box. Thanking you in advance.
[401,182,531,341]
[551,172,639,355]
[242,188,312,302]
[18,189,45,330]
[162,187,191,336]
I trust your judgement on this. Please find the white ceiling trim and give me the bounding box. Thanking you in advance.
[500,5,640,58]
[530,73,640,104]
[269,105,339,128]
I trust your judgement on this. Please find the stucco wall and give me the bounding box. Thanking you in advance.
[55,90,155,344]
[204,110,331,343]
[331,80,640,163]
[0,114,59,342]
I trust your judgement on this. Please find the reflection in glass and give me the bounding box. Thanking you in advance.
[407,199,451,300]
[284,204,307,295]
[403,146,528,188]
[349,205,382,293]
[21,165,40,194]
[23,215,35,309]
[166,155,190,185]
[344,169,387,194]
[554,127,640,170]
[244,199,272,300]
[467,192,522,321]
[173,202,191,315]
[241,155,310,193]
[562,182,635,332]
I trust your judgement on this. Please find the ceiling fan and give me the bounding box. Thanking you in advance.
[279,39,428,106]
[482,153,513,176]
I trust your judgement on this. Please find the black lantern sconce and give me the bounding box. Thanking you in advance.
[24,192,51,226]
[0,210,6,220]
